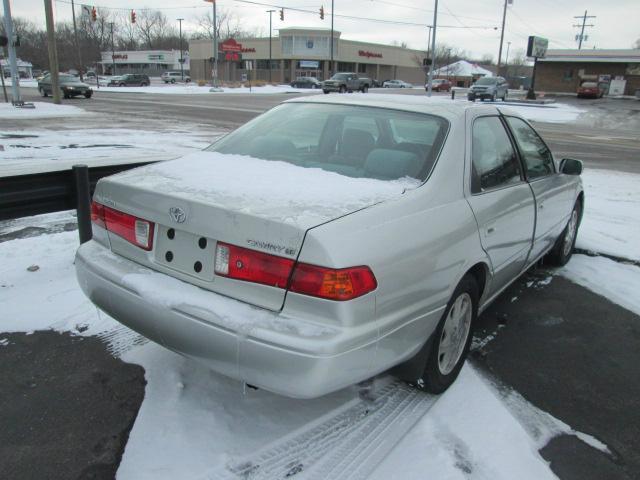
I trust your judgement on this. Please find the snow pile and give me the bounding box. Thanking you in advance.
[0,101,87,119]
[110,152,421,226]
[576,168,640,261]
[500,102,587,123]
[96,84,323,95]
[0,128,217,177]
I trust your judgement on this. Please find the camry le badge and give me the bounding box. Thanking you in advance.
[169,207,186,223]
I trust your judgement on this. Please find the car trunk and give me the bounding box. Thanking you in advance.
[93,152,417,311]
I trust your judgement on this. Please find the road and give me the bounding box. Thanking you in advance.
[16,87,640,174]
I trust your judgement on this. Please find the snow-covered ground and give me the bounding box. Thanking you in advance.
[500,102,587,124]
[0,128,218,176]
[3,165,635,479]
[0,101,87,119]
[96,84,324,95]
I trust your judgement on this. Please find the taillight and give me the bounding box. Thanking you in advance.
[290,264,377,301]
[91,201,154,251]
[214,242,294,288]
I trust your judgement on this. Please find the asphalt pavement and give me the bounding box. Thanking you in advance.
[15,87,640,174]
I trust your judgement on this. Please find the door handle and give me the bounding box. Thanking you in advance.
[486,226,496,236]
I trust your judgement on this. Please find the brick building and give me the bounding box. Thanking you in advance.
[536,49,640,96]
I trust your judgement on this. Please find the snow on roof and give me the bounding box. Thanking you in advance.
[0,58,33,68]
[432,60,493,78]
[539,49,640,63]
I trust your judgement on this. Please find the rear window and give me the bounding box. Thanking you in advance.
[475,77,497,85]
[208,103,448,181]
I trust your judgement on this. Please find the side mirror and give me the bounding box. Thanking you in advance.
[560,158,583,175]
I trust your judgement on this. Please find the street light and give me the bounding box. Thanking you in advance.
[177,18,184,81]
[203,0,220,89]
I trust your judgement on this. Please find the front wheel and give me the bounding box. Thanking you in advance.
[140,82,148,87]
[119,83,126,87]
[361,85,369,93]
[413,274,478,394]
[323,89,330,94]
[84,91,92,99]
[339,85,346,93]
[171,79,176,84]
[546,201,581,266]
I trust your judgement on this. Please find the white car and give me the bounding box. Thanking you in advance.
[76,95,584,399]
[383,79,412,88]
[161,71,191,84]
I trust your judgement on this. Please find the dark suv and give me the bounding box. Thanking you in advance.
[108,74,150,87]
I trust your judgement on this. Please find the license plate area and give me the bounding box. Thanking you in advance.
[154,225,216,281]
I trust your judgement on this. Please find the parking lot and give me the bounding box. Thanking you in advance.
[1,86,639,480]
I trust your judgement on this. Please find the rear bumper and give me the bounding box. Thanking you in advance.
[75,240,379,398]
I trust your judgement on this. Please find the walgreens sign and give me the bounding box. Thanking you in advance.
[358,50,383,59]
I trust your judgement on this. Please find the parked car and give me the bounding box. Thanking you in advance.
[108,74,150,87]
[576,81,605,99]
[636,88,640,100]
[467,76,508,101]
[290,77,322,89]
[428,78,452,92]
[161,71,191,84]
[322,73,370,93]
[76,96,584,399]
[383,79,412,88]
[38,73,93,99]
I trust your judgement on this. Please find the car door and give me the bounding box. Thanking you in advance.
[503,115,575,261]
[465,113,536,296]
[40,74,51,94]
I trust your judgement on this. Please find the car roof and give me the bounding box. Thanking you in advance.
[284,94,507,120]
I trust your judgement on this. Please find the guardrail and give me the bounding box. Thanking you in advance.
[0,162,155,225]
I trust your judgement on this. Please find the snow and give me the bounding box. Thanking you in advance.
[575,169,640,261]
[96,84,323,95]
[109,151,421,227]
[500,102,587,123]
[0,101,86,119]
[560,255,640,317]
[433,60,494,78]
[0,128,216,177]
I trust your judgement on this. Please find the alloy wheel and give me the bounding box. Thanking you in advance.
[437,292,473,375]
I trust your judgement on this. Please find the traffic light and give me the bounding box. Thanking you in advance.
[280,8,284,21]
[131,10,136,24]
[91,6,97,22]
[320,6,324,19]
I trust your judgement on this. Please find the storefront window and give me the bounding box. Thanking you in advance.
[281,36,293,55]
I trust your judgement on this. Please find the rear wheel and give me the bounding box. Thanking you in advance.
[339,85,346,93]
[171,79,176,84]
[546,201,581,266]
[140,82,148,87]
[119,82,126,87]
[413,274,478,394]
[361,85,369,93]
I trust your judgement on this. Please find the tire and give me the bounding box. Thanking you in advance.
[323,90,330,94]
[467,95,475,102]
[119,83,126,87]
[361,85,369,93]
[413,274,479,394]
[546,201,581,266]
[502,92,507,101]
[84,91,92,98]
[491,93,496,102]
[312,84,318,89]
[39,87,48,97]
[171,79,176,84]
[140,82,148,87]
[63,93,70,99]
[339,85,346,93]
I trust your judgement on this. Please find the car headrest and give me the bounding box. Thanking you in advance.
[364,148,421,180]
[342,129,376,159]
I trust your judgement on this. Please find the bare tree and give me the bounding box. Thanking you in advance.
[634,38,640,49]
[390,40,408,48]
[191,9,262,40]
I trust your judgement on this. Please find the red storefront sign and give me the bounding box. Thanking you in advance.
[220,38,243,53]
[358,50,383,59]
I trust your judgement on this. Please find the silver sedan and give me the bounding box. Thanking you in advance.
[76,95,584,398]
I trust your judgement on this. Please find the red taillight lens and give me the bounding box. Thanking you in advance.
[214,242,295,289]
[91,201,105,228]
[290,264,377,301]
[91,201,154,250]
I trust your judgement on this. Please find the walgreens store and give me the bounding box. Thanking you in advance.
[189,27,427,84]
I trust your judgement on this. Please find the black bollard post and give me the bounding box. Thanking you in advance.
[73,164,92,244]
[451,89,455,100]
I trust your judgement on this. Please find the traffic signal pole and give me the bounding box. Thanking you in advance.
[426,0,438,97]
[71,0,84,81]
[2,0,21,103]
[44,0,61,104]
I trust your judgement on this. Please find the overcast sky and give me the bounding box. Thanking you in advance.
[7,0,640,60]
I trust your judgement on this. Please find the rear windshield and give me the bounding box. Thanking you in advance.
[475,77,497,85]
[207,103,449,181]
[330,73,350,80]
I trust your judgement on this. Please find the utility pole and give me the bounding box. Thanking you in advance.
[425,25,432,84]
[2,0,21,103]
[267,10,275,83]
[43,0,61,104]
[330,0,334,77]
[497,0,509,75]
[426,0,438,96]
[177,18,184,81]
[504,40,511,77]
[573,10,595,50]
[109,22,116,76]
[71,0,83,81]
[204,0,220,88]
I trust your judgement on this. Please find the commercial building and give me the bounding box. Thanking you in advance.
[431,60,493,87]
[1,58,33,79]
[189,28,427,84]
[98,50,189,76]
[536,49,640,96]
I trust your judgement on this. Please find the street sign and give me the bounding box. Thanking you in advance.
[526,36,548,58]
[423,58,432,66]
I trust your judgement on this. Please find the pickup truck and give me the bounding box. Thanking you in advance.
[322,73,371,93]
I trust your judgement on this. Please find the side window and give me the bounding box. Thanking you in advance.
[505,117,555,179]
[471,116,522,193]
